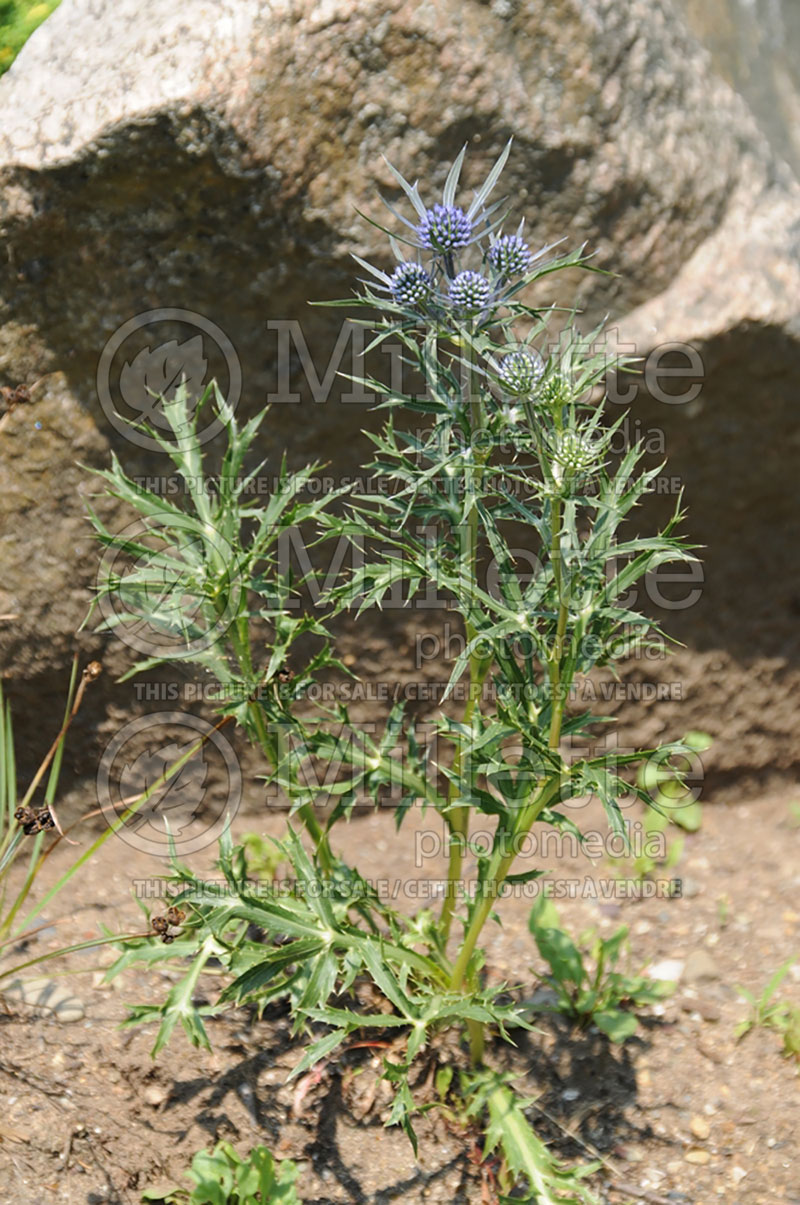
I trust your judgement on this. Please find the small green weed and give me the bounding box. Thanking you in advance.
[141,1141,300,1205]
[735,958,800,1063]
[528,895,673,1042]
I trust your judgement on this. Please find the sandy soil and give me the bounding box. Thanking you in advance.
[0,784,798,1205]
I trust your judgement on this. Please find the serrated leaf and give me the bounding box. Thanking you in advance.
[287,1028,347,1081]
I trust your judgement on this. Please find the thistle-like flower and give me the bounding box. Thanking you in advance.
[380,141,513,262]
[497,349,545,396]
[536,373,573,408]
[488,233,533,278]
[449,271,491,314]
[390,261,434,308]
[416,204,473,254]
[550,429,601,487]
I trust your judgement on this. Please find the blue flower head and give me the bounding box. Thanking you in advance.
[417,204,473,254]
[488,234,533,278]
[449,271,491,314]
[390,262,434,307]
[497,350,545,396]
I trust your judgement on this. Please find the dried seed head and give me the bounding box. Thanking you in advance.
[35,807,55,831]
[15,806,37,834]
[0,384,31,412]
[15,805,55,834]
[84,661,103,681]
[151,915,169,934]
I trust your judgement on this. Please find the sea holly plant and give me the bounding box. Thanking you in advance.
[87,143,700,1201]
[81,385,346,868]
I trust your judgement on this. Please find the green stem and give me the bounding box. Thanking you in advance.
[247,697,334,876]
[450,481,571,1033]
[449,773,564,994]
[467,1015,485,1064]
[439,337,490,942]
[440,655,490,943]
[546,494,570,748]
[225,611,334,874]
[0,930,156,983]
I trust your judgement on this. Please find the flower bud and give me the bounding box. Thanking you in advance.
[390,262,433,307]
[497,350,545,396]
[488,234,533,277]
[417,204,472,253]
[449,271,491,314]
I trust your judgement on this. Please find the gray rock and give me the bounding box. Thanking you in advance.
[618,175,800,785]
[676,0,800,176]
[0,0,796,791]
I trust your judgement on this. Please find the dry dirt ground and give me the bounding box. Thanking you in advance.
[0,785,798,1205]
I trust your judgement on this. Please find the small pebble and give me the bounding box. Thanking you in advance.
[649,959,684,982]
[680,995,721,1022]
[682,950,720,983]
[685,1147,711,1164]
[731,1166,748,1184]
[691,1116,711,1140]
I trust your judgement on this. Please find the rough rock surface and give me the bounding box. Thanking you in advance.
[0,0,797,788]
[618,172,800,785]
[676,0,800,177]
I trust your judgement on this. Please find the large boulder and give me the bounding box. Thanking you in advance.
[0,0,775,421]
[676,0,800,177]
[0,0,797,791]
[613,175,800,788]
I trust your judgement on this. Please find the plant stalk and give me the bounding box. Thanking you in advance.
[226,611,334,875]
[440,336,490,942]
[450,478,571,1041]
